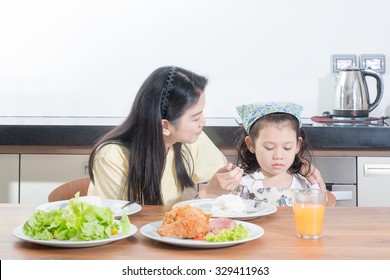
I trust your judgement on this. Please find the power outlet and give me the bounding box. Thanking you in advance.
[359,54,386,74]
[331,54,357,73]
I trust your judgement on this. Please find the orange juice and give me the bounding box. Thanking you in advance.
[293,203,325,238]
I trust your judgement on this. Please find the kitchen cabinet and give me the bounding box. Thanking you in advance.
[312,156,357,206]
[20,154,89,204]
[358,157,390,207]
[2,142,390,206]
[0,154,19,203]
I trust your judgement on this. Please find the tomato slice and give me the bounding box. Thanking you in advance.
[192,236,206,241]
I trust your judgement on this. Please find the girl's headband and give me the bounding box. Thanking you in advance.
[236,101,303,134]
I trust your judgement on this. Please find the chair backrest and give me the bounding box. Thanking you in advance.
[326,191,336,207]
[48,177,90,202]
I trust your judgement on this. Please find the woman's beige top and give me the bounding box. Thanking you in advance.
[88,132,227,205]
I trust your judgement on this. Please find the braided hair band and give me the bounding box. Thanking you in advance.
[160,66,177,118]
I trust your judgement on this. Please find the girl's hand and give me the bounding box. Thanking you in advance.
[305,165,326,190]
[199,163,244,198]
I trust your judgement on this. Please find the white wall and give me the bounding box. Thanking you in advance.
[1,0,389,119]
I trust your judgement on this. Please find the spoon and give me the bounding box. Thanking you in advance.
[246,197,266,214]
[121,201,137,210]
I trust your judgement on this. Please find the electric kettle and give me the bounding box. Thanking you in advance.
[333,67,384,118]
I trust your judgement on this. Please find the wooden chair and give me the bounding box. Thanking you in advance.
[48,177,90,202]
[326,191,337,207]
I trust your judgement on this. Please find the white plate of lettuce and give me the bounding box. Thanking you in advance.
[13,221,137,248]
[140,220,264,248]
[13,195,137,248]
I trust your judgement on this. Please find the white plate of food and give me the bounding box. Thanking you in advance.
[13,221,137,248]
[174,197,277,221]
[37,197,142,218]
[140,220,264,248]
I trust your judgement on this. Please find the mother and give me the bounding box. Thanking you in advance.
[88,66,244,206]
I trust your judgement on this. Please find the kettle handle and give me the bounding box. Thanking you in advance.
[362,69,384,112]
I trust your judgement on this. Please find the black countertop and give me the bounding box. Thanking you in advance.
[1,117,390,149]
[205,124,390,149]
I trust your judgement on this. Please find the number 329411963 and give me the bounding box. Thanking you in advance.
[215,266,269,276]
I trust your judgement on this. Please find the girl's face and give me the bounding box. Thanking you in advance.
[245,121,302,177]
[162,92,206,147]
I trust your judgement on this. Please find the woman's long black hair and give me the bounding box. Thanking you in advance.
[89,66,208,205]
[234,113,312,175]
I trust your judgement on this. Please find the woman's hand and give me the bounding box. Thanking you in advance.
[199,163,244,198]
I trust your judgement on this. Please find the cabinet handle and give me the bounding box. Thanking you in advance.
[331,191,353,201]
[84,165,89,175]
[364,164,390,177]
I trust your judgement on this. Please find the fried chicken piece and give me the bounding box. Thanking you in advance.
[157,205,212,239]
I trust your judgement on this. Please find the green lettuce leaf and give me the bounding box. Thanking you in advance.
[205,224,249,242]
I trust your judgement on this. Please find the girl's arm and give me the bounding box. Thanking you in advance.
[303,165,326,190]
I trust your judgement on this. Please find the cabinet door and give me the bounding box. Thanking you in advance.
[358,157,390,207]
[0,154,19,203]
[20,154,90,204]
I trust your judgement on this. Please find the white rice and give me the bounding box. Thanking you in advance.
[211,194,246,215]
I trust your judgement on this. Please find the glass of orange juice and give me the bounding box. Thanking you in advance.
[292,189,327,239]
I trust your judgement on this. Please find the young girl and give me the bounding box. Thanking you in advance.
[233,101,320,206]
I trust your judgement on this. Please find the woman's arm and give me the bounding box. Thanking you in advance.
[198,163,244,198]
